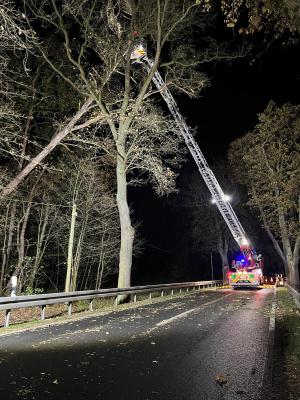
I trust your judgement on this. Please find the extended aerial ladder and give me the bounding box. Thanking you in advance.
[131,45,263,287]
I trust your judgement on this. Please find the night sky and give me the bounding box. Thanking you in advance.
[131,35,300,285]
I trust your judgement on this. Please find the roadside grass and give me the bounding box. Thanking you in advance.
[272,288,300,400]
[0,287,213,334]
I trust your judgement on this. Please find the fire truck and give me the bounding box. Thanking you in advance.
[131,45,263,288]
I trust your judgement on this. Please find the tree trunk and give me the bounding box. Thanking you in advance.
[84,265,92,290]
[116,155,134,304]
[65,203,77,292]
[96,227,107,289]
[292,235,300,289]
[258,204,289,275]
[217,231,229,282]
[0,204,11,294]
[287,252,300,288]
[220,252,229,282]
[13,173,43,293]
[0,99,93,200]
[98,256,105,289]
[15,199,33,293]
[0,202,17,294]
[71,218,86,291]
[29,203,50,288]
[95,252,103,290]
[278,207,299,286]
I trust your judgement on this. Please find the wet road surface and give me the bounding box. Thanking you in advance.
[0,288,274,400]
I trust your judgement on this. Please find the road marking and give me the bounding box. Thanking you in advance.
[261,287,277,398]
[156,294,232,327]
[269,291,276,332]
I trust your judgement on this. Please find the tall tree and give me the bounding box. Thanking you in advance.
[229,101,300,287]
[17,0,219,298]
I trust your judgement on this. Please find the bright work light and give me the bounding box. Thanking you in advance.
[222,194,231,202]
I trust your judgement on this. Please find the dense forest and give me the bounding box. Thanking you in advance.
[0,0,299,296]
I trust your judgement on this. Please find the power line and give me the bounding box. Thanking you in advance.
[147,243,182,256]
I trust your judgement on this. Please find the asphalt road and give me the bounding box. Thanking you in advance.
[0,288,274,400]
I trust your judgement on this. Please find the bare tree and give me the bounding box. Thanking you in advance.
[47,156,121,292]
[20,0,221,300]
[0,153,123,294]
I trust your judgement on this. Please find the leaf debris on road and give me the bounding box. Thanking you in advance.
[216,374,227,386]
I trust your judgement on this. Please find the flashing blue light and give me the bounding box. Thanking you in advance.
[234,254,247,264]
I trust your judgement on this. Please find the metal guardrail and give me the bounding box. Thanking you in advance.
[285,282,300,309]
[0,280,223,328]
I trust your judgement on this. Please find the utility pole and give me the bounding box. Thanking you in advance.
[65,202,77,292]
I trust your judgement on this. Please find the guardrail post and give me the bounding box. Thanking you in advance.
[5,309,11,328]
[161,290,164,297]
[89,300,93,311]
[41,305,46,320]
[198,285,200,290]
[171,289,174,296]
[10,276,17,297]
[134,294,137,303]
[179,288,182,293]
[149,292,152,300]
[186,287,189,292]
[68,302,72,316]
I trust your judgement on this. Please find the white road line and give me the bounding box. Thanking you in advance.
[268,286,277,336]
[269,291,276,332]
[261,287,277,398]
[156,293,232,327]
